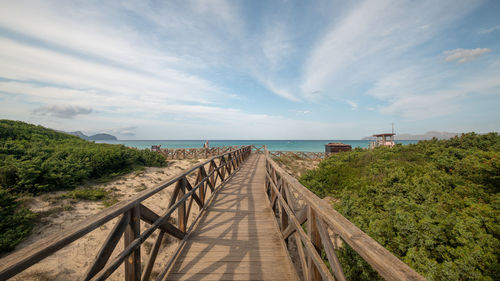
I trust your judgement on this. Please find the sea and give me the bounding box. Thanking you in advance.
[95,140,420,152]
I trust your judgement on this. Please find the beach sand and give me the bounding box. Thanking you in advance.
[10,158,209,281]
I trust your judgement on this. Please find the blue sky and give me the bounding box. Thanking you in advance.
[0,0,499,139]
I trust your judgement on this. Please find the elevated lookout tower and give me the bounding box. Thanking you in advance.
[369,133,395,149]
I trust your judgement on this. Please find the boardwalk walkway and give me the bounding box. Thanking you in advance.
[165,154,299,281]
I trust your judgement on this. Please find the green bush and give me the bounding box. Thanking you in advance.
[0,119,165,194]
[300,133,500,281]
[0,119,166,254]
[62,187,110,201]
[0,186,35,253]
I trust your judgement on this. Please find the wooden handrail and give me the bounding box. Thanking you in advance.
[268,150,325,159]
[0,146,252,281]
[263,146,426,281]
[157,146,241,159]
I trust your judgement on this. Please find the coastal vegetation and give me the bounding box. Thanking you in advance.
[0,119,165,253]
[300,133,499,280]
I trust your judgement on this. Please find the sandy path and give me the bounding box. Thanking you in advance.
[8,158,210,281]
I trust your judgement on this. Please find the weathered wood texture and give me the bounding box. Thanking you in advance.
[264,147,426,281]
[267,151,325,160]
[1,144,427,281]
[252,145,325,160]
[158,146,240,160]
[163,154,299,281]
[0,146,252,281]
[158,144,324,160]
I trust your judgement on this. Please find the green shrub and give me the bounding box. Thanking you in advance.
[0,119,166,254]
[61,187,110,201]
[0,120,165,194]
[0,186,35,253]
[300,133,500,281]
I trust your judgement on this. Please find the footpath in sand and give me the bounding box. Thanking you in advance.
[7,158,207,281]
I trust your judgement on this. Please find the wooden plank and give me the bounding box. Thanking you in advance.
[266,172,335,281]
[294,232,309,281]
[316,217,346,281]
[124,206,141,281]
[142,230,164,281]
[265,151,426,281]
[84,212,130,281]
[166,273,292,281]
[177,179,187,232]
[308,207,322,281]
[282,207,307,240]
[0,148,253,280]
[139,204,185,240]
[184,176,204,208]
[280,180,289,233]
[166,154,298,281]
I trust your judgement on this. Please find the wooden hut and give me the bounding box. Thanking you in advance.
[325,142,352,155]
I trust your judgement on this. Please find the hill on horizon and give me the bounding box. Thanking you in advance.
[64,131,117,141]
[362,131,459,140]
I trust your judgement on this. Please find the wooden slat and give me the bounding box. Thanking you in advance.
[316,217,346,281]
[142,231,164,281]
[165,154,299,281]
[294,232,309,281]
[266,172,335,281]
[265,148,426,281]
[184,176,204,208]
[139,204,185,240]
[124,206,141,281]
[178,180,187,233]
[308,207,322,281]
[84,212,130,281]
[0,147,251,280]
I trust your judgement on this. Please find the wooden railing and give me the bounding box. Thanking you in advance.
[251,145,325,159]
[157,146,240,159]
[0,146,252,281]
[263,147,426,281]
[268,150,325,160]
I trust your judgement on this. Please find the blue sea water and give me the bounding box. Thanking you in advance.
[95,140,419,152]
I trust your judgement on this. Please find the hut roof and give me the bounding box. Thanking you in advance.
[325,142,351,147]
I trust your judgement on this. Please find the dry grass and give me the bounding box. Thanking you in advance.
[272,155,321,179]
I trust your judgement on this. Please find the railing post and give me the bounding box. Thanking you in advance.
[280,181,289,238]
[198,168,206,206]
[124,206,141,281]
[178,180,187,232]
[308,206,322,281]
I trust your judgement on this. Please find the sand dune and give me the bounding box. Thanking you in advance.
[10,158,208,281]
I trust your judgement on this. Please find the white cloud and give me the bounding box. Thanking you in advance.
[261,23,295,69]
[32,105,92,119]
[479,25,500,34]
[289,110,311,115]
[255,77,300,102]
[379,93,459,119]
[346,100,358,110]
[0,38,225,105]
[444,48,491,64]
[301,0,480,98]
[368,60,500,119]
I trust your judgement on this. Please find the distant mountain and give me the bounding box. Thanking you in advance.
[88,133,117,141]
[65,131,89,140]
[362,131,459,140]
[62,131,117,141]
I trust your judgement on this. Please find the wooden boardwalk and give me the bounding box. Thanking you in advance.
[165,154,299,281]
[0,146,426,281]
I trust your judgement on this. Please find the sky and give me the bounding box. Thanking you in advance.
[0,0,499,140]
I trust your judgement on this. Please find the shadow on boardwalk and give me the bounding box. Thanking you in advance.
[165,155,297,281]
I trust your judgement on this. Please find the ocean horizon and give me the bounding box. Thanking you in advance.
[95,139,420,152]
